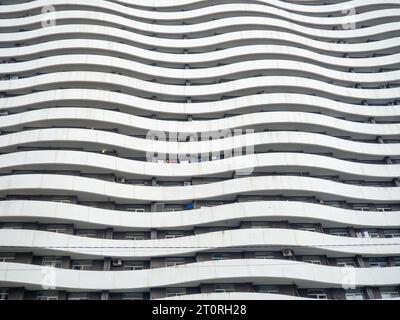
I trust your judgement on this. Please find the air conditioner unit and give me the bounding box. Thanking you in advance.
[112,259,123,266]
[117,177,125,183]
[183,181,191,186]
[282,249,293,257]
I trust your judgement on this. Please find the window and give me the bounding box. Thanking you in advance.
[365,231,380,238]
[200,202,223,208]
[345,289,364,300]
[251,222,270,229]
[126,208,145,213]
[153,203,165,212]
[164,232,184,239]
[46,225,69,234]
[358,230,380,238]
[376,207,391,212]
[75,230,97,238]
[0,255,15,263]
[124,261,144,271]
[125,233,145,240]
[72,260,93,270]
[326,229,348,237]
[353,206,370,212]
[299,227,317,232]
[369,258,388,268]
[122,292,144,300]
[393,258,400,266]
[214,284,234,293]
[307,290,328,299]
[337,262,356,267]
[37,292,59,300]
[336,258,356,267]
[68,293,89,300]
[254,252,275,259]
[0,289,8,300]
[256,286,279,294]
[2,223,22,229]
[380,287,399,299]
[165,258,185,267]
[166,288,186,297]
[42,257,63,268]
[383,230,400,238]
[303,257,322,265]
[211,253,230,261]
[54,199,71,204]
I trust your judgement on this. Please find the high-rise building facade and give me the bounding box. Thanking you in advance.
[0,0,400,300]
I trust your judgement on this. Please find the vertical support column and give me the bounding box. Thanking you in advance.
[355,255,365,267]
[364,287,375,300]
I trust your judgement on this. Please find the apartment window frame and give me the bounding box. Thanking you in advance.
[380,287,399,299]
[0,289,8,300]
[166,287,186,297]
[365,231,380,238]
[68,293,89,300]
[122,292,144,300]
[2,223,22,229]
[376,207,392,212]
[326,229,348,237]
[165,258,185,267]
[307,290,328,300]
[37,291,59,301]
[299,227,318,233]
[200,202,224,208]
[123,261,144,271]
[45,225,70,234]
[72,260,94,271]
[336,258,356,268]
[393,258,400,266]
[302,257,322,265]
[214,284,235,293]
[126,207,145,213]
[254,251,276,259]
[250,222,270,229]
[164,232,184,239]
[0,255,15,263]
[256,285,279,294]
[211,253,231,261]
[369,259,388,268]
[42,256,63,268]
[54,199,72,204]
[345,289,364,300]
[75,230,97,238]
[125,232,146,240]
[358,230,380,238]
[383,230,400,238]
